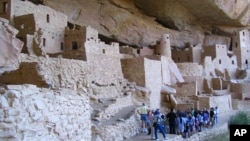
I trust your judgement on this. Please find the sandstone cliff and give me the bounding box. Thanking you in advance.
[43,0,250,48]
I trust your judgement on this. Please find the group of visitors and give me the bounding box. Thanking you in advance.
[138,103,219,140]
[138,103,168,140]
[170,106,219,138]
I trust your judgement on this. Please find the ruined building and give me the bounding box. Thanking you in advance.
[0,0,67,55]
[1,0,250,141]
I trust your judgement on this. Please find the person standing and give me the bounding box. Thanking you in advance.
[137,103,149,133]
[166,108,177,134]
[153,109,167,140]
[176,113,186,137]
[209,107,215,127]
[214,106,219,125]
[197,111,203,132]
[147,110,155,139]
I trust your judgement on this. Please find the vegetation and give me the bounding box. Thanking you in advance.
[228,111,250,125]
[205,111,250,141]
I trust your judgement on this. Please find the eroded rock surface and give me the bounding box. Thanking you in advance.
[44,0,250,48]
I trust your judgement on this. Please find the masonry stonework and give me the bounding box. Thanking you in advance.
[1,1,250,141]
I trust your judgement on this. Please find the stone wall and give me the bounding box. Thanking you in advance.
[0,17,23,74]
[12,0,67,54]
[175,103,194,111]
[203,35,231,49]
[202,44,238,75]
[139,46,154,56]
[203,56,216,77]
[121,57,163,109]
[210,95,232,113]
[182,76,204,94]
[232,29,250,69]
[36,56,90,90]
[230,82,250,99]
[0,62,48,87]
[11,0,67,28]
[198,95,232,113]
[1,54,90,90]
[177,63,203,76]
[0,84,90,141]
[64,26,86,59]
[121,57,145,86]
[95,114,140,141]
[99,94,134,120]
[172,45,202,63]
[160,56,172,85]
[234,100,250,110]
[85,33,124,85]
[144,58,162,109]
[175,81,197,97]
[211,78,222,90]
[119,46,138,57]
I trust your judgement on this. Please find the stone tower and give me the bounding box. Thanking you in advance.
[159,34,172,58]
[232,29,250,69]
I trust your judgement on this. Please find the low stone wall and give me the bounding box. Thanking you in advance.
[96,114,141,141]
[183,123,228,141]
[0,84,90,141]
[100,94,134,120]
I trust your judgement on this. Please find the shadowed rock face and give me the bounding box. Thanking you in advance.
[136,0,250,26]
[43,0,250,48]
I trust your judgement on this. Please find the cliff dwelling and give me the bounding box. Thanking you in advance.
[1,0,250,141]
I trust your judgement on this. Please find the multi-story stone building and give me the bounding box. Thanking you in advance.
[202,44,238,75]
[172,44,202,63]
[232,29,250,69]
[0,0,67,54]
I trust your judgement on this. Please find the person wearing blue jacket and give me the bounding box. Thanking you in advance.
[153,109,168,140]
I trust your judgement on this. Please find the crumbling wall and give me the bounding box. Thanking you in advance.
[119,46,139,57]
[0,62,47,87]
[230,81,250,99]
[0,54,92,90]
[0,84,91,141]
[0,18,23,74]
[95,114,140,141]
[12,0,67,54]
[99,95,134,120]
[172,44,202,63]
[36,56,90,90]
[11,0,67,28]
